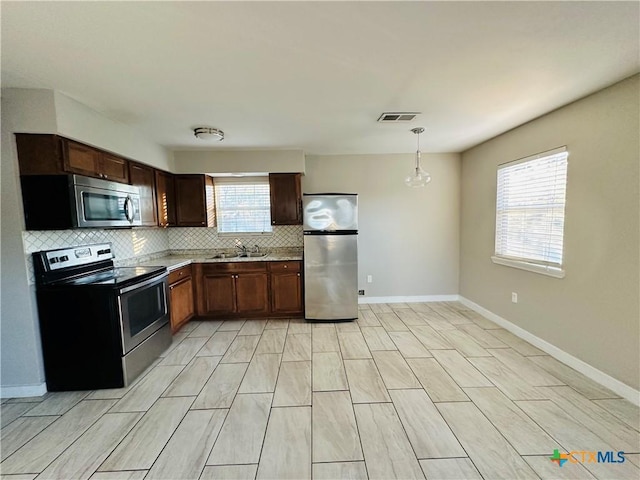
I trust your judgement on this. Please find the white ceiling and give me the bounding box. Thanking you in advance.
[2,1,638,154]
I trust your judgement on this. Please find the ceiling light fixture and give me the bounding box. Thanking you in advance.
[405,127,431,188]
[193,127,224,141]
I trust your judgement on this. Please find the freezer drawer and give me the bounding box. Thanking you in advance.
[304,233,358,321]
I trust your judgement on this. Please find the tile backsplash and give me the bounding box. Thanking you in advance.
[22,228,169,259]
[167,225,303,250]
[22,225,303,283]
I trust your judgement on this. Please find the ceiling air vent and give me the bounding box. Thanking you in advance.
[377,112,420,123]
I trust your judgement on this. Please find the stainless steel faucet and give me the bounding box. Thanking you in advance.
[253,244,260,253]
[235,241,247,255]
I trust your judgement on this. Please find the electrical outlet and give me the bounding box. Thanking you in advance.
[367,275,373,283]
[358,289,365,296]
[511,292,518,303]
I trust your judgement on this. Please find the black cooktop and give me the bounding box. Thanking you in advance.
[62,266,167,287]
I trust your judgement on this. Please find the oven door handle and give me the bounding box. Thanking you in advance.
[118,272,168,295]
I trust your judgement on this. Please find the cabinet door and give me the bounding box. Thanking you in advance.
[100,153,130,183]
[271,272,303,314]
[155,170,176,227]
[170,277,194,333]
[175,175,207,226]
[269,173,302,225]
[202,274,236,316]
[62,139,101,177]
[235,273,270,315]
[16,134,65,175]
[129,162,158,226]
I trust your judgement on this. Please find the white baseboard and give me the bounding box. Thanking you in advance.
[0,383,47,399]
[459,296,640,406]
[359,295,460,304]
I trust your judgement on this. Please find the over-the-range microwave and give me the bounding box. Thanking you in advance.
[21,174,142,230]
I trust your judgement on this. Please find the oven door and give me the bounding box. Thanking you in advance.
[74,181,142,228]
[117,274,169,354]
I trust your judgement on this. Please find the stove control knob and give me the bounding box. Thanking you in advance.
[59,255,69,262]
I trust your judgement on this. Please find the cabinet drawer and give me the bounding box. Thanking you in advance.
[168,265,192,285]
[269,261,301,272]
[201,262,267,274]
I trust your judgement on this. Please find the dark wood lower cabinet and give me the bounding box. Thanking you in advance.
[270,262,303,315]
[194,261,302,319]
[168,266,195,333]
[202,274,236,316]
[235,273,270,315]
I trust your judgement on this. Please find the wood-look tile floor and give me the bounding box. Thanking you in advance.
[1,301,639,480]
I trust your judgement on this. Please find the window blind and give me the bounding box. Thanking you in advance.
[495,147,568,268]
[214,177,273,233]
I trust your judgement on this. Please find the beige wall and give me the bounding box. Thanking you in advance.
[0,90,57,391]
[173,149,305,174]
[54,92,174,171]
[304,153,461,298]
[460,75,640,389]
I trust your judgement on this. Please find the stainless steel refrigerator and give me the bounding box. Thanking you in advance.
[303,193,358,321]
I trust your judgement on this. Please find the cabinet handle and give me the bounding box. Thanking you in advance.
[297,273,300,277]
[283,265,288,269]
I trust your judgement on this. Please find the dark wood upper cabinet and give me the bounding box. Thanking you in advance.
[269,173,302,225]
[15,134,63,175]
[155,170,176,227]
[99,152,130,183]
[61,140,102,177]
[61,138,130,183]
[129,161,158,226]
[174,174,216,227]
[15,134,130,184]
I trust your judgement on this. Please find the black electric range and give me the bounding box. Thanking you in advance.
[33,243,171,391]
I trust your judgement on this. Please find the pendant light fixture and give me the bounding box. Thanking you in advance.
[404,127,431,187]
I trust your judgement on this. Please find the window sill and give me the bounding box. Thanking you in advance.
[217,231,273,237]
[491,256,565,279]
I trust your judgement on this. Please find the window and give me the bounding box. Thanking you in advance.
[214,177,273,234]
[492,146,568,278]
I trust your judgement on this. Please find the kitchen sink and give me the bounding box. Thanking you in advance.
[241,252,269,258]
[209,253,240,259]
[208,252,268,259]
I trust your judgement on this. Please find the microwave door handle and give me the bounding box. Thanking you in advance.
[124,196,133,223]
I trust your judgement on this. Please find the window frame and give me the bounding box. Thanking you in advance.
[491,146,569,279]
[213,176,273,236]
